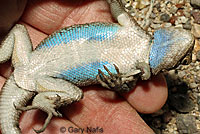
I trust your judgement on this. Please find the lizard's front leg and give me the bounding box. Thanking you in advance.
[136,62,151,80]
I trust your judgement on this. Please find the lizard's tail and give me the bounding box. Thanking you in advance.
[0,75,35,134]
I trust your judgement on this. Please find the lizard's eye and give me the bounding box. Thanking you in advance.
[180,47,193,65]
[181,55,191,65]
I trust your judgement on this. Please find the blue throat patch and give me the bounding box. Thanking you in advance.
[149,29,174,69]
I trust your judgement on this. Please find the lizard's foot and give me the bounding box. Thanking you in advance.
[136,62,151,80]
[97,64,121,90]
[97,64,137,92]
[15,93,63,133]
[17,105,61,134]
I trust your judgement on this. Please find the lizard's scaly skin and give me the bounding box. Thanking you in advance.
[0,75,35,134]
[0,0,194,133]
[14,22,151,89]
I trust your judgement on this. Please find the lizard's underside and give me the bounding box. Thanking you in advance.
[0,0,194,134]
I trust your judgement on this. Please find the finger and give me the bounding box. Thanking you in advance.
[20,0,113,48]
[123,74,168,113]
[63,86,154,134]
[21,0,113,34]
[0,61,12,79]
[0,76,6,89]
[19,110,79,134]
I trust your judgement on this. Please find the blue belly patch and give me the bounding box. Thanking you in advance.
[57,61,117,84]
[37,23,120,49]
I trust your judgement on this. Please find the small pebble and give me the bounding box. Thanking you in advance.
[194,40,200,62]
[177,16,188,24]
[160,13,171,22]
[150,23,161,29]
[198,96,200,112]
[154,3,161,11]
[166,1,172,7]
[150,13,156,19]
[176,3,184,9]
[135,0,150,9]
[177,9,184,16]
[183,20,192,30]
[178,71,186,78]
[173,0,179,4]
[169,5,178,14]
[153,19,163,24]
[189,82,198,88]
[169,93,195,113]
[170,16,177,25]
[192,23,200,38]
[197,96,200,105]
[192,11,200,24]
[175,23,183,28]
[163,23,172,27]
[196,50,200,61]
[191,0,200,8]
[194,74,200,83]
[183,10,191,18]
[176,114,198,134]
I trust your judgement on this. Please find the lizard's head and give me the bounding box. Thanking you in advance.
[149,27,194,75]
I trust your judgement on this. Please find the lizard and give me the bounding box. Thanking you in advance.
[0,0,194,134]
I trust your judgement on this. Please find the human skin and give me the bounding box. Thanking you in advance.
[0,0,27,41]
[0,0,168,134]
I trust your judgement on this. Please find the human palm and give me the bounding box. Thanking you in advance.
[0,0,168,134]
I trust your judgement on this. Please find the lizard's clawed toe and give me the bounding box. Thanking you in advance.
[97,64,122,89]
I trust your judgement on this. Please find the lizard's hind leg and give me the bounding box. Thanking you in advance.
[16,77,83,133]
[0,24,32,65]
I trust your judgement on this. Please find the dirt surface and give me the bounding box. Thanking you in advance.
[122,0,200,133]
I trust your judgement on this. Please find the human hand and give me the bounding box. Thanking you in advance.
[0,0,168,134]
[0,0,27,41]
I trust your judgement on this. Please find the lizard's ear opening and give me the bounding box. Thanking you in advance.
[149,27,194,75]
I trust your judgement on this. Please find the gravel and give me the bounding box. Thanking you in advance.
[122,0,200,133]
